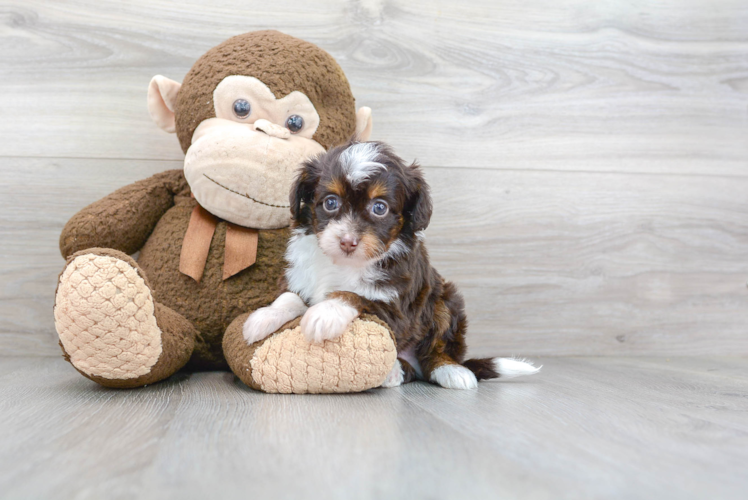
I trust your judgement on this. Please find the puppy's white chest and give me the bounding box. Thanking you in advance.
[285,231,395,305]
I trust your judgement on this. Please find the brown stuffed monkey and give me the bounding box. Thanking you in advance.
[53,31,396,393]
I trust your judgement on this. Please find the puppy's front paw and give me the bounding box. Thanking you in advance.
[430,364,478,390]
[243,307,289,344]
[300,298,359,343]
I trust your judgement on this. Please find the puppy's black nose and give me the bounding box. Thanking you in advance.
[340,236,358,255]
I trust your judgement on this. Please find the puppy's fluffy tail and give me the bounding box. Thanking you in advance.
[462,357,541,381]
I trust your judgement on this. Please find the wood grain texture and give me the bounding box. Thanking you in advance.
[430,167,748,356]
[2,157,747,357]
[1,2,747,355]
[0,0,746,174]
[0,356,746,500]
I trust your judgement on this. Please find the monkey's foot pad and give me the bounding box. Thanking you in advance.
[250,316,397,394]
[54,253,163,380]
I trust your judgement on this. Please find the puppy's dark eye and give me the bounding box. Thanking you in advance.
[286,115,304,133]
[371,200,388,217]
[233,99,251,119]
[323,195,340,212]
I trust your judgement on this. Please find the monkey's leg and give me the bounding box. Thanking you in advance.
[54,249,196,388]
[222,312,267,391]
[223,313,398,394]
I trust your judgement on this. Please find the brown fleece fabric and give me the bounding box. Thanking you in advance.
[133,170,288,370]
[175,30,357,153]
[223,312,273,391]
[60,170,181,258]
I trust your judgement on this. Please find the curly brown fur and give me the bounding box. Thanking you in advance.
[175,30,356,153]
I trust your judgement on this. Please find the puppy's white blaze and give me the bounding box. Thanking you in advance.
[430,364,478,390]
[317,216,369,268]
[243,292,308,344]
[340,142,386,186]
[285,229,398,305]
[415,230,426,242]
[493,357,542,379]
[300,298,359,343]
[381,359,404,388]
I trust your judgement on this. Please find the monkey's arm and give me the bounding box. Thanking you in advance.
[59,169,188,258]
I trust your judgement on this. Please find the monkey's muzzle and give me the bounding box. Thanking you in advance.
[184,118,324,229]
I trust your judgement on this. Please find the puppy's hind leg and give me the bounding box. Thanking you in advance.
[425,350,541,386]
[423,284,541,388]
[419,285,479,390]
[380,357,419,388]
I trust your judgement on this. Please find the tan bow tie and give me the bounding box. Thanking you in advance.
[179,204,259,282]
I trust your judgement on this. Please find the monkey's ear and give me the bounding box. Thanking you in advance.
[404,163,433,233]
[289,162,319,224]
[355,107,373,141]
[148,75,182,133]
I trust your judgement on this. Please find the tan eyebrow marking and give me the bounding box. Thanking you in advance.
[325,177,346,197]
[368,181,388,199]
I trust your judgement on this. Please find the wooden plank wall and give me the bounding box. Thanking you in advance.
[1,0,747,356]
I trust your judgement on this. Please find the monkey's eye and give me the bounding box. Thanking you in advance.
[371,200,389,217]
[233,99,251,119]
[323,195,340,212]
[286,115,304,133]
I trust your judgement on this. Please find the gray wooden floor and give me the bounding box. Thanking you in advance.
[1,356,746,500]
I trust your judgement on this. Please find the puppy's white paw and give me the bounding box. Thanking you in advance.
[300,298,359,343]
[430,364,478,390]
[381,359,404,388]
[243,307,286,344]
[243,292,308,345]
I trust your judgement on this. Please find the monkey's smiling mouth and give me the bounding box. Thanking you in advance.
[203,174,290,209]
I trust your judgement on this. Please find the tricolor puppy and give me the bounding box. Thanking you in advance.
[243,142,540,389]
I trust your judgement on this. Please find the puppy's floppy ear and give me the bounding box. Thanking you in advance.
[403,162,433,233]
[290,159,320,223]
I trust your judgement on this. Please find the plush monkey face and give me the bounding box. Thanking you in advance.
[147,31,373,229]
[181,75,328,228]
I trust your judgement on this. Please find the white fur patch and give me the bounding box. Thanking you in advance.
[493,357,542,379]
[381,359,404,388]
[285,229,398,305]
[300,298,360,343]
[340,142,386,186]
[430,364,478,390]
[243,292,308,344]
[317,215,369,267]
